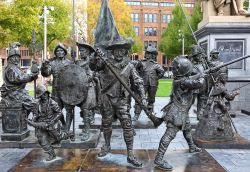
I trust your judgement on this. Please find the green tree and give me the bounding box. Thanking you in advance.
[183,2,202,54]
[159,2,202,59]
[159,4,186,59]
[0,0,71,49]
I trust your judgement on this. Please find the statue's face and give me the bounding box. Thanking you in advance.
[11,55,21,65]
[113,49,126,62]
[40,92,49,101]
[145,52,156,60]
[211,53,219,60]
[79,47,90,60]
[55,48,66,58]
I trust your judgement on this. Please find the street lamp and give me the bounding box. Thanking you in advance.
[40,6,54,60]
[178,29,184,55]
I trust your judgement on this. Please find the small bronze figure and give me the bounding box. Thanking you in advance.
[41,44,72,130]
[90,37,146,167]
[27,85,73,161]
[195,49,239,141]
[155,56,202,171]
[133,46,165,121]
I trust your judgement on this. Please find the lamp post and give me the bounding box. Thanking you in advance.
[41,6,54,60]
[178,29,184,55]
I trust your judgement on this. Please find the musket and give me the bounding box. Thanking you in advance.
[205,55,250,74]
[96,50,163,128]
[231,82,250,92]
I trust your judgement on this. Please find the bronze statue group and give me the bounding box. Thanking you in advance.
[1,38,242,171]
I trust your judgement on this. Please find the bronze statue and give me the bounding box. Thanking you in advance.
[195,49,239,141]
[27,85,73,161]
[41,44,72,130]
[74,42,97,141]
[155,56,202,171]
[1,42,38,116]
[90,37,146,167]
[133,46,165,121]
[190,45,209,120]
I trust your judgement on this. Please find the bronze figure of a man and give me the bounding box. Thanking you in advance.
[41,44,72,130]
[27,85,73,161]
[90,37,146,167]
[155,56,202,171]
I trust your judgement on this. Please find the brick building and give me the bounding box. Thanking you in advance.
[125,0,195,66]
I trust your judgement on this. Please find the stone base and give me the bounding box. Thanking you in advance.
[193,133,250,149]
[1,130,30,141]
[0,129,100,149]
[9,149,226,172]
[241,108,250,115]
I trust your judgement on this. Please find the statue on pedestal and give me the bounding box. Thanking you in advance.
[27,85,73,161]
[155,56,202,171]
[90,37,147,167]
[133,46,165,121]
[213,0,249,16]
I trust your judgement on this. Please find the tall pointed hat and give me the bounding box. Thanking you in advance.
[94,0,120,49]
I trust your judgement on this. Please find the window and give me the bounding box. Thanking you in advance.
[153,28,157,36]
[144,27,148,36]
[144,41,148,49]
[145,27,157,36]
[21,59,31,67]
[144,13,148,22]
[134,27,139,36]
[131,13,139,22]
[153,14,157,23]
[183,3,194,8]
[142,2,158,6]
[125,1,141,6]
[162,14,171,24]
[153,41,157,48]
[159,2,175,7]
[162,27,166,33]
[144,13,157,23]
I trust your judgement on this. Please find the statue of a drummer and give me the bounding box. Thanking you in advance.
[90,37,147,167]
[41,44,72,130]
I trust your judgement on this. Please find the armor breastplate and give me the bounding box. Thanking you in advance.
[172,79,193,109]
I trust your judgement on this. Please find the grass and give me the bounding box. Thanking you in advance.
[28,80,173,97]
[28,86,52,97]
[156,79,173,97]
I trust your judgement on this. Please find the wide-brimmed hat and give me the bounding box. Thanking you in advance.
[105,37,134,50]
[36,84,50,98]
[76,42,95,53]
[54,43,67,56]
[145,45,158,55]
[7,42,21,59]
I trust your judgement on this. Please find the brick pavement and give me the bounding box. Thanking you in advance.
[1,97,250,172]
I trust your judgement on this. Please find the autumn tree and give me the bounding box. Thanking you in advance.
[86,0,143,53]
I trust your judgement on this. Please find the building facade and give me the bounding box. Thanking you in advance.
[125,0,195,66]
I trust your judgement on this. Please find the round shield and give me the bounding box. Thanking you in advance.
[58,64,88,105]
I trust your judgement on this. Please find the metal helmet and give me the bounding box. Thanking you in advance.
[172,55,193,77]
[54,43,68,56]
[36,84,49,98]
[7,42,21,59]
[191,45,204,56]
